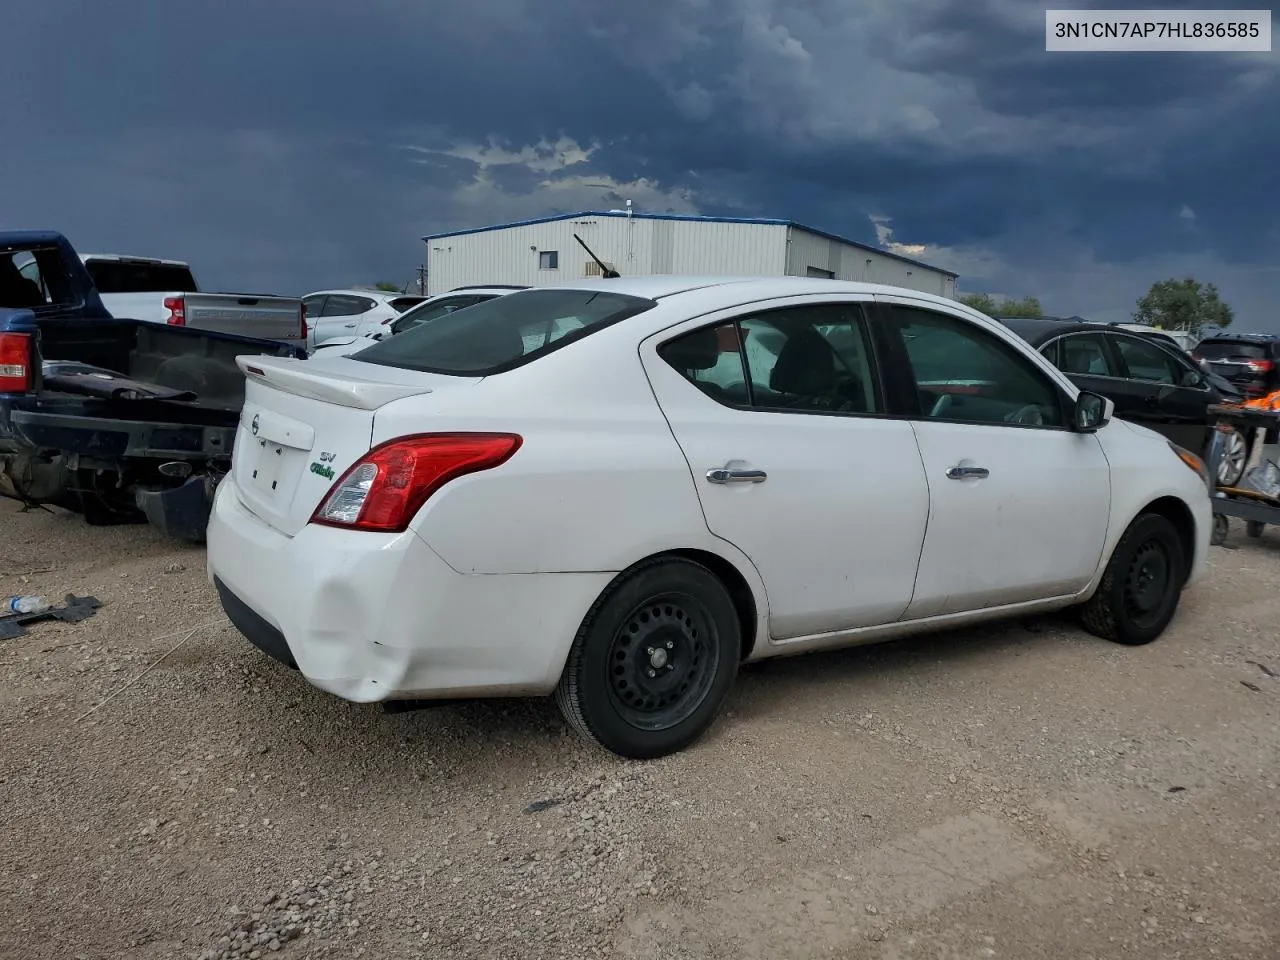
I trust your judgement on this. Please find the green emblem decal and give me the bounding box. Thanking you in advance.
[310,462,335,480]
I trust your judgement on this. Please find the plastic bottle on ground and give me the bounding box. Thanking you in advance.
[4,595,51,615]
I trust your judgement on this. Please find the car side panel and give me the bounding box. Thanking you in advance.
[1091,418,1212,588]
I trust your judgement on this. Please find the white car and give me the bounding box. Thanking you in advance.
[310,286,525,357]
[302,289,428,350]
[208,277,1213,759]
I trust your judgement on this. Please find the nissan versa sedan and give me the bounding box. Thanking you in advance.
[207,277,1213,759]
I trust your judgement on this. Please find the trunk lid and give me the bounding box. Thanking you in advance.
[230,355,479,536]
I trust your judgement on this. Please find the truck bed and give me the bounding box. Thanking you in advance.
[35,316,282,412]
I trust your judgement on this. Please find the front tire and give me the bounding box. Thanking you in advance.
[1080,512,1187,646]
[555,557,740,759]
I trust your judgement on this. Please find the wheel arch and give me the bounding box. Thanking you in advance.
[1133,494,1198,582]
[603,548,763,663]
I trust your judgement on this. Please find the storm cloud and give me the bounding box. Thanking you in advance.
[2,0,1276,325]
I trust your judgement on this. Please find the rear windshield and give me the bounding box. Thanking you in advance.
[1197,340,1268,360]
[353,288,657,375]
[85,260,198,294]
[388,296,426,312]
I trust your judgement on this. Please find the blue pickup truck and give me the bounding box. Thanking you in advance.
[0,231,305,540]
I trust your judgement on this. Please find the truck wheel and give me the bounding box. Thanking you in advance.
[556,557,740,759]
[1080,512,1186,646]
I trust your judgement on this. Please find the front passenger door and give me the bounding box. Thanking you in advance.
[1107,333,1211,450]
[880,300,1111,619]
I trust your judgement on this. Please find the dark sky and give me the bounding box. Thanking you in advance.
[2,0,1276,326]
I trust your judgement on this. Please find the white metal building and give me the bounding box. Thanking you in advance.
[422,211,958,298]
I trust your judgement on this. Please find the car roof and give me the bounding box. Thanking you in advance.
[80,253,190,267]
[303,289,405,300]
[1199,332,1277,341]
[995,317,1101,345]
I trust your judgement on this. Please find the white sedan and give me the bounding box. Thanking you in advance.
[208,277,1213,758]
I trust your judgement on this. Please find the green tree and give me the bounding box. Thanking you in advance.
[374,281,400,292]
[1133,278,1233,334]
[957,292,1044,318]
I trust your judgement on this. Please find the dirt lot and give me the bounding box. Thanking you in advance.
[2,497,1279,960]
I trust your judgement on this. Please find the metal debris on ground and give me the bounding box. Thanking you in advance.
[0,594,102,640]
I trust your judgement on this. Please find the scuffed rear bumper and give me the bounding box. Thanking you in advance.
[206,481,613,702]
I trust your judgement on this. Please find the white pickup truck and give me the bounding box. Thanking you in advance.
[77,254,306,347]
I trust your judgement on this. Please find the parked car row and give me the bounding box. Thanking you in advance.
[206,277,1214,759]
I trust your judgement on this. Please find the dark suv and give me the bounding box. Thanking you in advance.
[1192,334,1280,398]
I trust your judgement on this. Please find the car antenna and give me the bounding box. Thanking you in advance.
[573,233,620,278]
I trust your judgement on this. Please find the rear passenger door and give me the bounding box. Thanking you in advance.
[312,294,375,345]
[642,298,930,640]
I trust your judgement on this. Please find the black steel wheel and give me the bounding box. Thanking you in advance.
[1080,512,1187,646]
[556,557,741,758]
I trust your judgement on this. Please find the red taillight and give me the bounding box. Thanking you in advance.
[299,303,308,338]
[163,296,186,326]
[1247,359,1274,373]
[0,332,33,392]
[310,433,522,533]
[380,316,394,325]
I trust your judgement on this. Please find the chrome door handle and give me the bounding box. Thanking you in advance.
[946,465,990,480]
[706,467,767,484]
[343,323,357,328]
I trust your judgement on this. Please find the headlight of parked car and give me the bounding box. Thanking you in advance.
[1169,442,1212,492]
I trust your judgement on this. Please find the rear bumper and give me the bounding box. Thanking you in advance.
[206,481,613,702]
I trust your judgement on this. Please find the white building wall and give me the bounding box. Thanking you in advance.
[784,226,954,297]
[425,215,955,298]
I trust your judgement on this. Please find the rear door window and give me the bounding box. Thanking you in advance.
[1053,333,1118,377]
[355,288,656,375]
[1,247,76,309]
[322,295,372,317]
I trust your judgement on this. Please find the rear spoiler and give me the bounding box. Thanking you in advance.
[236,355,435,410]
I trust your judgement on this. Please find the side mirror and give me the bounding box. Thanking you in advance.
[1180,368,1205,388]
[1074,391,1112,432]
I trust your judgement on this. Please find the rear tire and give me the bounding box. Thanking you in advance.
[555,557,740,759]
[1080,512,1186,646]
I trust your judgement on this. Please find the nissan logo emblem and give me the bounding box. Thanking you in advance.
[251,414,260,436]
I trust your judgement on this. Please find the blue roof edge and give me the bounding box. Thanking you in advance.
[421,211,958,278]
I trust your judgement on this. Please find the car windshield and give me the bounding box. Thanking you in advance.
[354,288,657,375]
[1196,340,1268,361]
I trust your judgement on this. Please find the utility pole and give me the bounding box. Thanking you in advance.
[417,264,427,295]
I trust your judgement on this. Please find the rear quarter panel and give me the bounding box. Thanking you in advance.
[371,328,767,592]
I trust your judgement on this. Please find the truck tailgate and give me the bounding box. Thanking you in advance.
[182,294,304,344]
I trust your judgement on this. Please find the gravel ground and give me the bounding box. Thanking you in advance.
[2,497,1279,960]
